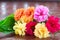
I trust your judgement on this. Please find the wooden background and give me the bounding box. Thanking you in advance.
[0,0,60,2]
[0,2,60,40]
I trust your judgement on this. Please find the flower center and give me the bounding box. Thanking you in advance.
[40,11,43,16]
[26,11,31,16]
[41,29,45,33]
[31,26,35,31]
[50,23,55,28]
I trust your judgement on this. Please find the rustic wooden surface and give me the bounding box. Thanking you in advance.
[0,2,60,40]
[0,0,60,2]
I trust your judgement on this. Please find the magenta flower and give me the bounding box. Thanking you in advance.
[34,5,49,22]
[26,21,37,35]
[46,16,60,33]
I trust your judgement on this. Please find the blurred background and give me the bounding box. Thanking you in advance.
[0,1,60,20]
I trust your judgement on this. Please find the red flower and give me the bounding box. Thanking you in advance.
[26,21,37,35]
[46,16,60,33]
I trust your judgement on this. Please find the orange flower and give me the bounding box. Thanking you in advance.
[20,7,34,23]
[23,7,34,17]
[14,8,24,21]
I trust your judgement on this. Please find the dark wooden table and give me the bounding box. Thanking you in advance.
[0,2,60,40]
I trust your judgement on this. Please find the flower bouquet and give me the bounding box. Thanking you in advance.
[0,5,60,38]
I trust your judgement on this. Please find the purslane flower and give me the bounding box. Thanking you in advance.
[20,7,34,23]
[46,16,60,33]
[14,8,24,21]
[34,23,50,38]
[13,21,26,36]
[34,5,49,22]
[26,21,37,35]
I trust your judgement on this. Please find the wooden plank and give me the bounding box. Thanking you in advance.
[0,0,60,2]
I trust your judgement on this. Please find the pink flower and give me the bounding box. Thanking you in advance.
[34,5,49,22]
[46,16,60,33]
[26,21,37,35]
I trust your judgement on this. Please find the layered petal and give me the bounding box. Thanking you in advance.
[34,23,50,38]
[34,5,49,22]
[13,21,26,36]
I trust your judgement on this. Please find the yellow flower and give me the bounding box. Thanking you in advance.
[13,21,26,36]
[20,15,33,23]
[34,23,50,38]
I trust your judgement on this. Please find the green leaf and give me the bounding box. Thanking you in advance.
[0,14,15,34]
